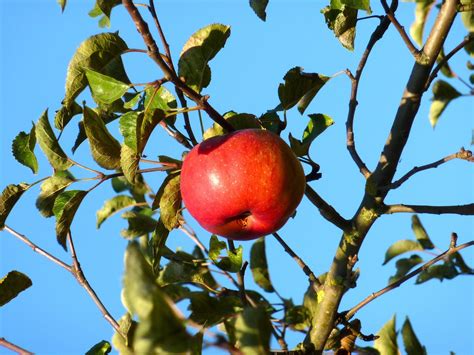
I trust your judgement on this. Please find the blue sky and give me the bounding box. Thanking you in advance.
[0,0,473,354]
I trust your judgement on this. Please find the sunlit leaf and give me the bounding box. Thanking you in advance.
[402,317,427,355]
[85,340,112,355]
[12,123,38,174]
[209,235,243,273]
[235,306,272,354]
[383,240,424,265]
[154,173,182,231]
[53,190,88,250]
[416,263,458,284]
[178,24,231,93]
[36,171,75,218]
[249,0,269,21]
[111,313,136,355]
[0,271,32,307]
[123,243,191,354]
[120,144,140,186]
[322,5,358,51]
[429,80,461,128]
[411,215,435,250]
[36,110,72,171]
[388,255,423,284]
[57,0,67,12]
[97,195,136,228]
[0,183,30,229]
[85,68,130,105]
[54,101,83,130]
[89,0,121,28]
[64,32,129,109]
[250,238,274,292]
[460,0,473,33]
[83,106,121,170]
[278,67,330,113]
[72,110,118,153]
[374,315,399,355]
[289,113,334,157]
[203,112,262,140]
[340,0,371,13]
[409,0,435,47]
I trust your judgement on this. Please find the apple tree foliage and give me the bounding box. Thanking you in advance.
[1,0,473,353]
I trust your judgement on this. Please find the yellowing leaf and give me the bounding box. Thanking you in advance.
[0,183,30,229]
[374,315,399,355]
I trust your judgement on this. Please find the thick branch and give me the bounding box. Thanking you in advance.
[384,203,474,215]
[121,0,234,132]
[344,237,474,321]
[0,338,33,355]
[387,148,473,190]
[305,185,351,230]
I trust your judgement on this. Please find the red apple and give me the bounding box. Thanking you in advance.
[180,128,306,240]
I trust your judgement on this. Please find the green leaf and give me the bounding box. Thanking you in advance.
[0,183,30,229]
[119,111,142,152]
[340,0,371,12]
[57,0,67,12]
[250,238,274,292]
[235,306,272,354]
[150,219,170,273]
[436,47,454,78]
[374,315,399,355]
[383,240,424,265]
[209,235,243,273]
[123,243,191,354]
[451,251,474,274]
[85,340,112,355]
[36,110,72,171]
[188,292,242,326]
[36,171,75,218]
[278,67,330,113]
[72,110,118,153]
[402,317,427,355]
[121,210,157,239]
[158,174,182,231]
[461,1,473,32]
[411,215,435,250]
[96,195,136,228]
[0,271,32,307]
[64,32,129,109]
[285,302,311,331]
[322,5,358,51]
[416,263,458,284]
[203,112,262,140]
[144,86,177,113]
[120,144,141,185]
[124,91,142,109]
[111,313,136,355]
[249,0,269,21]
[12,123,38,174]
[54,101,83,130]
[429,80,462,128]
[388,255,423,284]
[409,0,435,47]
[259,111,282,133]
[289,113,334,157]
[89,0,121,28]
[83,106,121,170]
[85,68,130,105]
[178,24,231,93]
[53,190,88,250]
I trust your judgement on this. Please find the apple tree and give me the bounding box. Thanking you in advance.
[0,0,473,353]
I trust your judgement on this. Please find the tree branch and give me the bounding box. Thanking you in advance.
[384,203,474,215]
[305,184,351,230]
[381,0,420,59]
[66,232,125,338]
[272,232,321,289]
[0,337,33,355]
[121,0,234,133]
[386,147,473,190]
[344,236,474,321]
[425,33,474,90]
[3,225,72,272]
[345,2,397,178]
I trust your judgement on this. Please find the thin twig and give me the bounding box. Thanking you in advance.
[0,338,33,355]
[3,225,72,272]
[384,203,474,215]
[425,34,474,90]
[386,148,473,190]
[305,184,350,230]
[345,3,397,178]
[344,238,474,321]
[66,232,125,338]
[272,232,321,288]
[381,0,420,59]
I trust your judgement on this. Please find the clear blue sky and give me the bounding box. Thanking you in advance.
[1,0,473,354]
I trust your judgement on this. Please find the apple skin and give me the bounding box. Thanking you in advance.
[180,129,306,240]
